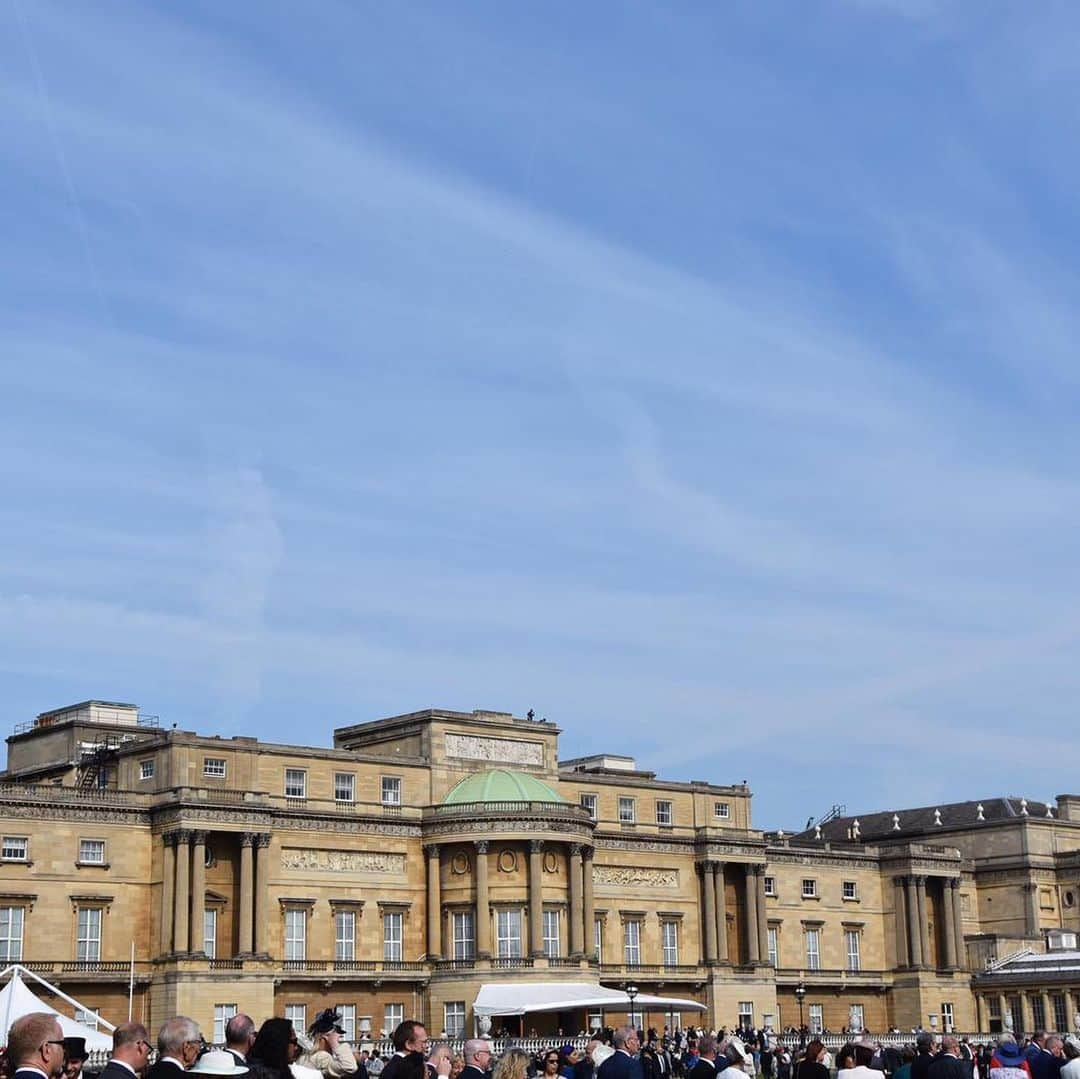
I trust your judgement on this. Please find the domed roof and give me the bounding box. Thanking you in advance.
[442,769,567,805]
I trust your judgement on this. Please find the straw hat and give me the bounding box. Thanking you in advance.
[189,1051,249,1075]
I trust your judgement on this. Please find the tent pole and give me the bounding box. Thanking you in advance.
[12,962,117,1032]
[2,969,17,1043]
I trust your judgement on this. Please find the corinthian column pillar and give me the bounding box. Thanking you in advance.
[915,875,930,966]
[190,830,208,953]
[529,841,545,957]
[894,877,909,968]
[714,862,729,964]
[582,847,596,960]
[745,864,760,963]
[253,833,271,956]
[942,878,958,969]
[173,830,191,954]
[756,867,769,963]
[160,833,175,955]
[952,878,966,969]
[475,841,491,959]
[239,833,255,956]
[426,844,443,960]
[906,876,923,968]
[701,862,717,964]
[569,844,585,958]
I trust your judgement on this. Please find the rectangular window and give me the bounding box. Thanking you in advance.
[662,921,679,965]
[74,1009,99,1031]
[715,802,730,820]
[335,911,356,961]
[845,929,861,972]
[739,1002,754,1028]
[204,909,217,958]
[284,909,306,961]
[805,928,821,970]
[284,768,307,798]
[849,1004,864,1033]
[383,911,403,961]
[0,908,24,961]
[444,1002,466,1037]
[767,926,778,967]
[763,876,776,897]
[1031,996,1046,1031]
[623,920,641,965]
[384,1004,404,1036]
[285,1005,306,1036]
[381,777,402,805]
[1054,994,1068,1033]
[496,909,522,958]
[79,839,106,865]
[76,908,102,962]
[588,1013,603,1033]
[334,773,355,803]
[139,759,154,780]
[213,1004,236,1046]
[629,1007,643,1029]
[842,880,859,900]
[655,800,673,826]
[1,837,27,861]
[808,1003,823,1035]
[801,879,817,899]
[594,917,604,961]
[941,1002,955,1033]
[337,1004,356,1043]
[452,910,475,960]
[580,794,598,820]
[203,757,226,779]
[618,797,636,823]
[543,910,560,958]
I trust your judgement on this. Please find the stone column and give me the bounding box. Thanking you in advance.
[426,844,442,960]
[1025,882,1040,936]
[475,841,491,959]
[975,994,987,1033]
[159,833,175,955]
[528,840,545,957]
[190,830,208,954]
[755,867,769,963]
[569,844,584,958]
[999,993,1011,1031]
[952,879,966,969]
[1019,993,1033,1034]
[942,878,958,969]
[894,877,909,968]
[173,830,191,954]
[583,847,596,960]
[701,862,717,964]
[1042,992,1054,1032]
[714,862,729,964]
[906,876,923,968]
[914,875,930,966]
[745,864,760,963]
[239,833,255,956]
[253,833,271,956]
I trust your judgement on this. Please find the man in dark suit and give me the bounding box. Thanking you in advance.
[379,1022,428,1079]
[224,1017,256,1070]
[461,1040,493,1079]
[147,1018,202,1079]
[911,1034,937,1079]
[64,1038,90,1079]
[9,1012,67,1079]
[928,1036,968,1079]
[99,1023,153,1079]
[687,1036,717,1079]
[598,1027,644,1079]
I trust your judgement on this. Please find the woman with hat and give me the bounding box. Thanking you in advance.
[299,1012,358,1079]
[189,1051,249,1079]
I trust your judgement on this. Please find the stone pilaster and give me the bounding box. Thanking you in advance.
[714,862,728,964]
[951,878,966,969]
[942,877,958,969]
[239,832,255,956]
[528,840,544,957]
[173,830,191,955]
[253,833,271,956]
[755,866,768,963]
[426,844,442,960]
[569,843,584,958]
[189,830,208,954]
[160,832,176,955]
[906,876,923,968]
[582,847,595,959]
[914,875,930,966]
[474,841,491,959]
[745,863,760,963]
[894,876,909,968]
[701,862,717,964]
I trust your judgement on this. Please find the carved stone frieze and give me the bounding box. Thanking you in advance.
[767,851,881,869]
[593,865,680,889]
[281,848,407,875]
[0,803,150,825]
[444,733,544,766]
[272,816,420,837]
[423,818,590,839]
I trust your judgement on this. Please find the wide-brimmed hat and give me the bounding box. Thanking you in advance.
[190,1051,249,1075]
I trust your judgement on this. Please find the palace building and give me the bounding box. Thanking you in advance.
[1,699,1079,1041]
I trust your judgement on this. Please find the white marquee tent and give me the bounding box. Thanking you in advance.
[473,982,706,1017]
[0,965,114,1051]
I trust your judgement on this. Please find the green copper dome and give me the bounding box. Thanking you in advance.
[442,769,567,805]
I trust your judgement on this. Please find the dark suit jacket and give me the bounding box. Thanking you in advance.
[572,1058,595,1079]
[598,1053,644,1079]
[928,1055,968,1079]
[911,1052,935,1079]
[462,1065,488,1079]
[381,1053,424,1079]
[688,1060,717,1079]
[98,1063,139,1079]
[147,1060,187,1079]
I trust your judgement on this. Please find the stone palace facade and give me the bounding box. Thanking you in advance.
[1,700,1079,1041]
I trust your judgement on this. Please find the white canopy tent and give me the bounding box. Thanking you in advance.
[473,982,706,1017]
[0,965,114,1051]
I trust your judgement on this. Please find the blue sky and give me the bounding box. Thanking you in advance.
[4,1,1080,829]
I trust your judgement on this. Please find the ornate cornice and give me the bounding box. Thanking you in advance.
[0,802,150,825]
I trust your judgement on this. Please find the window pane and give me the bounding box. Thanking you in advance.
[452,911,475,960]
[204,909,217,958]
[285,1006,306,1035]
[285,909,306,961]
[384,912,403,961]
[336,911,355,961]
[662,921,678,964]
[497,910,522,958]
[624,921,641,964]
[334,773,355,802]
[384,1005,403,1037]
[543,910,560,957]
[0,908,23,962]
[382,777,401,805]
[284,769,307,798]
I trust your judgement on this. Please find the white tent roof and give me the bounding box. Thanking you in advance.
[0,968,113,1051]
[473,982,706,1017]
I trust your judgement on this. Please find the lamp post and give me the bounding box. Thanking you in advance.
[626,982,640,1034]
[793,982,807,1049]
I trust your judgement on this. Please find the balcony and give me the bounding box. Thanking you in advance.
[491,957,534,969]
[276,959,428,980]
[598,963,703,979]
[19,959,153,983]
[423,801,593,824]
[775,966,888,986]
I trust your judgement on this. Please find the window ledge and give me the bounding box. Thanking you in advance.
[842,896,861,903]
[1,859,32,867]
[801,894,821,901]
[75,861,111,870]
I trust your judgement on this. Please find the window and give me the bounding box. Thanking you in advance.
[845,929,861,972]
[767,926,778,967]
[452,911,475,960]
[139,759,154,780]
[79,839,106,865]
[284,768,307,799]
[801,879,818,899]
[1031,996,1046,1031]
[334,773,355,803]
[805,928,821,970]
[738,1002,754,1028]
[1054,994,1068,1033]
[74,1009,99,1031]
[808,1003,823,1035]
[284,909,306,961]
[588,1013,603,1032]
[842,880,859,901]
[496,909,522,958]
[383,911,403,961]
[384,1005,404,1037]
[594,917,604,961]
[656,800,673,826]
[941,1002,955,1033]
[715,802,730,820]
[285,1005,306,1036]
[1,837,27,861]
[580,794,598,820]
[662,921,679,965]
[203,757,226,779]
[623,920,641,965]
[335,911,356,961]
[543,910,560,957]
[628,1007,643,1029]
[0,908,23,961]
[763,876,776,897]
[618,797,636,824]
[338,1004,356,1042]
[444,1002,466,1037]
[213,1005,237,1045]
[381,776,402,805]
[76,908,102,962]
[204,909,217,958]
[849,1004,864,1033]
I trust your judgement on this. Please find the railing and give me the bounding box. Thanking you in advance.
[491,957,534,969]
[61,960,131,973]
[0,784,146,806]
[334,960,377,972]
[276,959,428,977]
[209,958,244,970]
[599,962,702,975]
[424,801,593,822]
[549,957,583,967]
[434,959,476,971]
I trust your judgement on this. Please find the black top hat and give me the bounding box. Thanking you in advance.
[310,1009,345,1037]
[64,1038,89,1061]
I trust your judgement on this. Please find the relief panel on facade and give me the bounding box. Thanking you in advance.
[593,865,679,889]
[444,733,544,767]
[281,848,407,876]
